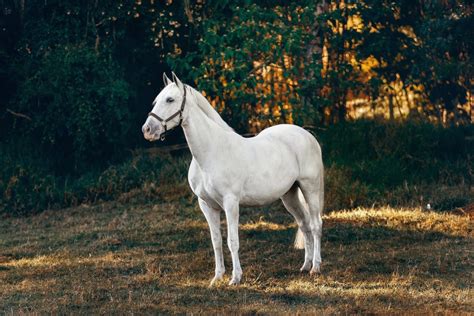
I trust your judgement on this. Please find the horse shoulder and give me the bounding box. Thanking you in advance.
[188,158,225,207]
[188,158,202,195]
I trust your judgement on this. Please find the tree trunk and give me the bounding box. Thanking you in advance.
[302,1,329,124]
[338,100,346,122]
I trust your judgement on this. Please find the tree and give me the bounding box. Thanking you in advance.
[169,1,321,132]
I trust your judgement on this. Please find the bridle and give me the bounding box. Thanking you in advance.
[148,84,187,141]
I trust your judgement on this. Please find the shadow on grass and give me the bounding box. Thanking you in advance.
[1,204,472,314]
[324,222,462,244]
[163,278,465,314]
[237,222,472,287]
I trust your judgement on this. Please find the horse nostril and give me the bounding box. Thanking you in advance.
[143,125,151,134]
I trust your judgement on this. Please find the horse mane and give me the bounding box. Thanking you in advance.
[188,86,234,132]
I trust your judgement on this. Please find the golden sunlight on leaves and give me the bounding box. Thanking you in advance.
[206,58,296,133]
[196,2,472,127]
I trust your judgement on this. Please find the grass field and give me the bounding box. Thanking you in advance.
[1,184,473,314]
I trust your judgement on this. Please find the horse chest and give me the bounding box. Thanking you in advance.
[188,160,229,207]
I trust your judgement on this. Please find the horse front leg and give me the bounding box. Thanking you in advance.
[223,195,242,285]
[198,198,225,286]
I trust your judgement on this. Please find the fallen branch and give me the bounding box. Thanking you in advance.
[6,108,32,121]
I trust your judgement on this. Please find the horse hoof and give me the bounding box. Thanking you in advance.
[300,262,312,272]
[209,272,225,287]
[228,276,241,285]
[209,278,219,287]
[310,264,321,275]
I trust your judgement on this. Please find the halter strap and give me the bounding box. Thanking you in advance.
[148,85,187,140]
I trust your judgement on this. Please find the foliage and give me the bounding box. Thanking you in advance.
[319,121,473,210]
[320,120,473,186]
[0,149,170,216]
[166,0,472,128]
[415,1,473,121]
[15,46,130,172]
[168,2,317,132]
[293,0,472,124]
[1,0,200,171]
[0,1,471,215]
[1,121,471,216]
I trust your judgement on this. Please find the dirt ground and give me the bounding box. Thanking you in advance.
[1,195,472,314]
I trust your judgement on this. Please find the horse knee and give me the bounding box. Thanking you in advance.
[310,221,322,239]
[295,217,309,231]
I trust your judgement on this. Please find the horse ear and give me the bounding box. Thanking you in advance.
[163,73,172,86]
[171,72,184,92]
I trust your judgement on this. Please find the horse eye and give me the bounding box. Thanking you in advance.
[166,97,174,103]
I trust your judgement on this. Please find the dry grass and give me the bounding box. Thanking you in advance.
[1,188,473,314]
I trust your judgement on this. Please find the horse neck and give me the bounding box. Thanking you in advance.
[182,98,232,170]
[189,87,234,132]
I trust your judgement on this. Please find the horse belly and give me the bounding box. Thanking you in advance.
[239,189,289,207]
[239,164,298,207]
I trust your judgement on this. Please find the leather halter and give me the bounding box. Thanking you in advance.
[148,85,187,141]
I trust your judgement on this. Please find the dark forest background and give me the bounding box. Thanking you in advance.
[0,0,472,215]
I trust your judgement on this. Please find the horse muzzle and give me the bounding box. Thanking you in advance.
[142,122,161,142]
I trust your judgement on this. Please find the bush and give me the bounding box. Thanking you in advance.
[318,120,473,187]
[319,120,472,211]
[0,149,186,216]
[14,45,131,173]
[1,121,472,216]
[0,143,58,216]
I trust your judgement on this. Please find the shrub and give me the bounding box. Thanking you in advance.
[318,120,473,187]
[14,45,131,173]
[1,121,472,216]
[0,147,193,216]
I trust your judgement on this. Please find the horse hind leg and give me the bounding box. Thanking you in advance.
[299,174,324,275]
[281,184,314,272]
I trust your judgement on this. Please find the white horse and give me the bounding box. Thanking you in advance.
[142,73,324,286]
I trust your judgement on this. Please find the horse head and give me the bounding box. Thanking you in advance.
[142,72,187,141]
